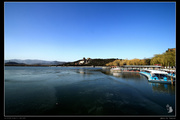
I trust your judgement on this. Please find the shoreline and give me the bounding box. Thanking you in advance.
[4,65,106,68]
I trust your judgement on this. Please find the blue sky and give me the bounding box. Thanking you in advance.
[4,2,176,62]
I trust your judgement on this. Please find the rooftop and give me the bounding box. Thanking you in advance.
[143,69,168,74]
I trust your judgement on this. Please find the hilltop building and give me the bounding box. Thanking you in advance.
[86,58,91,64]
[79,57,91,65]
[79,61,84,64]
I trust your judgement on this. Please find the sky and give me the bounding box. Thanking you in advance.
[4,2,176,62]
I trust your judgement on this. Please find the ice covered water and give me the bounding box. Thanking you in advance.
[4,66,175,116]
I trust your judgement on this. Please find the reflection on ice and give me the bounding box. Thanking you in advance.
[149,83,175,94]
[78,69,86,74]
[77,69,95,75]
[112,72,122,77]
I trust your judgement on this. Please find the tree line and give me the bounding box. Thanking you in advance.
[150,50,175,67]
[106,58,151,66]
[106,49,175,67]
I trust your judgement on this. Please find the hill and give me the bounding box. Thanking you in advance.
[61,58,117,66]
[5,62,26,66]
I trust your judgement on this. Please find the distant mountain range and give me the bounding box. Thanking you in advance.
[4,59,66,65]
[5,58,118,66]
